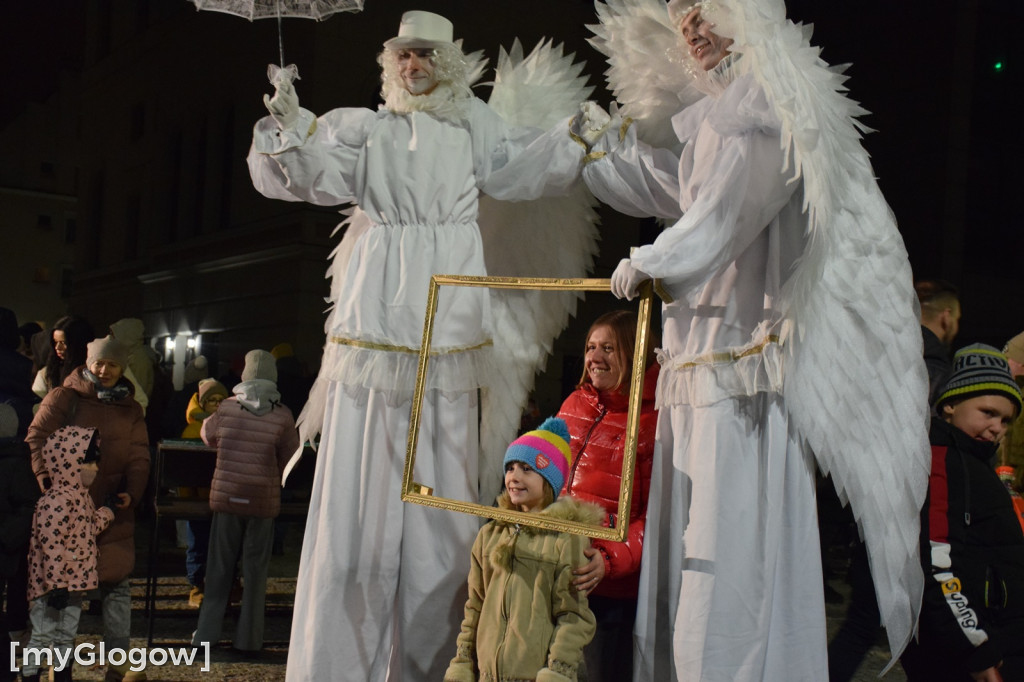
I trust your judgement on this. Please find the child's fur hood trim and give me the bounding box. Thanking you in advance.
[494,493,605,527]
[489,496,605,571]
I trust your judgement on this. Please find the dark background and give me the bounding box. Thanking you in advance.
[1,0,1020,378]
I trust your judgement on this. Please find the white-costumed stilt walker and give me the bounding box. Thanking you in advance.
[247,12,600,682]
[582,1,931,679]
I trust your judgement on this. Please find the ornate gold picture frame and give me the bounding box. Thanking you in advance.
[402,275,655,540]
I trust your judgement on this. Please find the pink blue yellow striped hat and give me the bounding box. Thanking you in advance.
[504,417,573,498]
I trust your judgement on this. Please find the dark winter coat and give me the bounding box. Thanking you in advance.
[26,368,149,583]
[557,363,659,599]
[913,417,1024,675]
[0,437,40,577]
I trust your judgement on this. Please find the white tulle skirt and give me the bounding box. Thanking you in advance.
[286,383,482,682]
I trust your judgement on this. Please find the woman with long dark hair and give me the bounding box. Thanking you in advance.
[31,316,95,400]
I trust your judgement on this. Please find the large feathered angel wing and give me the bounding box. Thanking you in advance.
[728,2,931,666]
[588,0,702,149]
[476,39,601,504]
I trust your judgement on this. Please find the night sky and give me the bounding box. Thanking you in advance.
[3,0,1022,344]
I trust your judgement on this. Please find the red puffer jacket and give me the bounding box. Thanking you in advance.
[557,363,659,599]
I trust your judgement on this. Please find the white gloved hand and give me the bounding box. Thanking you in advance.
[610,258,650,301]
[263,80,300,131]
[580,100,612,147]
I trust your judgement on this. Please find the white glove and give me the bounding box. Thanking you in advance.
[578,100,613,148]
[263,80,299,131]
[610,258,650,301]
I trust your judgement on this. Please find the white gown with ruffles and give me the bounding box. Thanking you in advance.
[248,96,582,682]
[583,73,828,681]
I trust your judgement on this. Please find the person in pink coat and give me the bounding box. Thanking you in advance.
[22,426,114,682]
[191,349,298,654]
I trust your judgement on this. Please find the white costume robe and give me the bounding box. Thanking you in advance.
[583,73,827,680]
[248,97,580,681]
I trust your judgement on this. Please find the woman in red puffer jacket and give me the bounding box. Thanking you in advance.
[557,309,659,682]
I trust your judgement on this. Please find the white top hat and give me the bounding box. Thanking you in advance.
[383,10,454,50]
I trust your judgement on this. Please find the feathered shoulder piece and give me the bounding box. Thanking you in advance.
[475,40,601,507]
[485,38,592,129]
[589,0,703,149]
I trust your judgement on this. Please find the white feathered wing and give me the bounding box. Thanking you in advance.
[476,39,601,504]
[588,0,702,150]
[729,2,931,666]
[588,0,931,665]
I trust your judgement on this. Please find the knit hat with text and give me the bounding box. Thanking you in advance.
[503,416,572,499]
[936,343,1023,415]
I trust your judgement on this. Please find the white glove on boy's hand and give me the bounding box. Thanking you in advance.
[263,80,300,131]
[610,258,650,301]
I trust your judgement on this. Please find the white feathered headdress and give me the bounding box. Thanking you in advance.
[591,0,931,666]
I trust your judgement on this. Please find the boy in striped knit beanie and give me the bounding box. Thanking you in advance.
[902,344,1024,680]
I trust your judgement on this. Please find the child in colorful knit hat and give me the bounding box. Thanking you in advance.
[445,417,600,682]
[902,344,1024,680]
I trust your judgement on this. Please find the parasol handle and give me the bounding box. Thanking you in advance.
[277,0,285,67]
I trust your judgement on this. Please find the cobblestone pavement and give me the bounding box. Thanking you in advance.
[29,520,903,681]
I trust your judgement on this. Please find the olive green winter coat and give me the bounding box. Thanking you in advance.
[444,495,601,682]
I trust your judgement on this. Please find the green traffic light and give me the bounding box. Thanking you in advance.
[994,61,1003,72]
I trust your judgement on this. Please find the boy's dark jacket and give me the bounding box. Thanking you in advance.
[915,417,1024,674]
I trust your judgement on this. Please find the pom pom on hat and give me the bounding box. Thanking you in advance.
[86,335,130,369]
[241,349,277,383]
[936,343,1023,416]
[503,416,573,499]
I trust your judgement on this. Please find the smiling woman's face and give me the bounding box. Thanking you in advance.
[680,8,733,71]
[585,325,622,393]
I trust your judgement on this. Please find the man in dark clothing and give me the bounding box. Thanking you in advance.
[916,279,961,406]
[0,308,37,435]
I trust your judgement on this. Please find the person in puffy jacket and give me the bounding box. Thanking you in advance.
[445,417,598,682]
[25,335,149,682]
[178,378,229,608]
[557,310,659,682]
[192,350,298,654]
[22,426,114,682]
